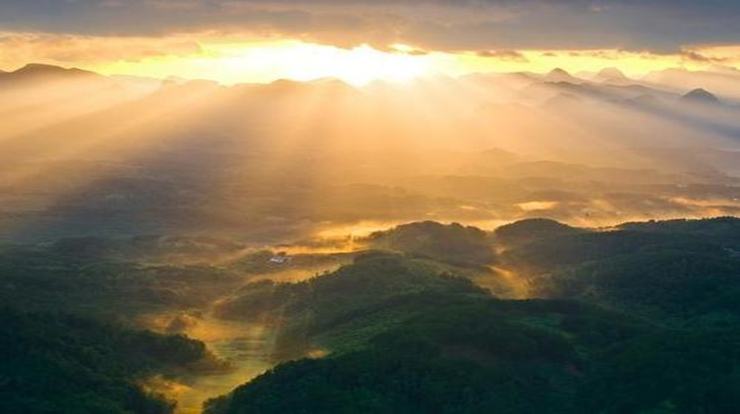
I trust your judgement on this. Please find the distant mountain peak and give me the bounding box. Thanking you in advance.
[681,88,720,105]
[596,67,628,81]
[549,68,570,76]
[10,63,100,79]
[16,63,70,73]
[18,63,60,70]
[545,68,581,83]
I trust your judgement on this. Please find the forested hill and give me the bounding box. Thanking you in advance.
[205,217,740,414]
[0,309,225,413]
[1,217,739,413]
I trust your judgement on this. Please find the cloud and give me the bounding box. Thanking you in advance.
[681,49,730,64]
[0,1,738,53]
[0,32,203,68]
[476,49,529,62]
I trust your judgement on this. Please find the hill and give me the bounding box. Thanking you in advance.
[0,309,222,413]
[203,217,740,413]
[205,299,651,414]
[494,218,583,247]
[0,63,109,88]
[366,221,496,265]
[214,251,489,358]
[680,88,721,105]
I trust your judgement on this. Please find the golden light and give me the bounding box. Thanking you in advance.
[95,40,433,86]
[6,32,737,87]
[93,39,715,87]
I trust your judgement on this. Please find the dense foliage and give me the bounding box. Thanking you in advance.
[366,221,496,265]
[580,329,740,413]
[536,251,740,324]
[0,309,216,414]
[0,243,241,316]
[494,218,583,247]
[215,252,488,358]
[205,299,651,414]
[206,218,740,414]
[3,217,739,413]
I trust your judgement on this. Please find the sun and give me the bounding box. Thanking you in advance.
[216,42,432,86]
[285,43,431,86]
[96,40,432,86]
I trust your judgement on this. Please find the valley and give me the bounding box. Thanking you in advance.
[1,17,740,411]
[3,216,739,412]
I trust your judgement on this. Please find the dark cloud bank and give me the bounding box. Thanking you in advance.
[0,1,738,52]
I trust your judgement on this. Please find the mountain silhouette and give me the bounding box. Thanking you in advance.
[9,63,99,78]
[544,68,580,83]
[680,88,721,105]
[543,68,583,83]
[0,63,106,86]
[594,67,629,84]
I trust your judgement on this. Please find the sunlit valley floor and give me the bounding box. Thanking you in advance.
[1,64,740,413]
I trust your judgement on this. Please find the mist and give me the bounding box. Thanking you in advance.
[2,62,740,413]
[1,64,739,246]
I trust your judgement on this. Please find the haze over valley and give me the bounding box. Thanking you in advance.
[2,63,740,245]
[1,1,740,413]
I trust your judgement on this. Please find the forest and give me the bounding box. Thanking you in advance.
[1,217,738,413]
[3,3,740,411]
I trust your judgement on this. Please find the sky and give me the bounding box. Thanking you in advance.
[1,0,739,84]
